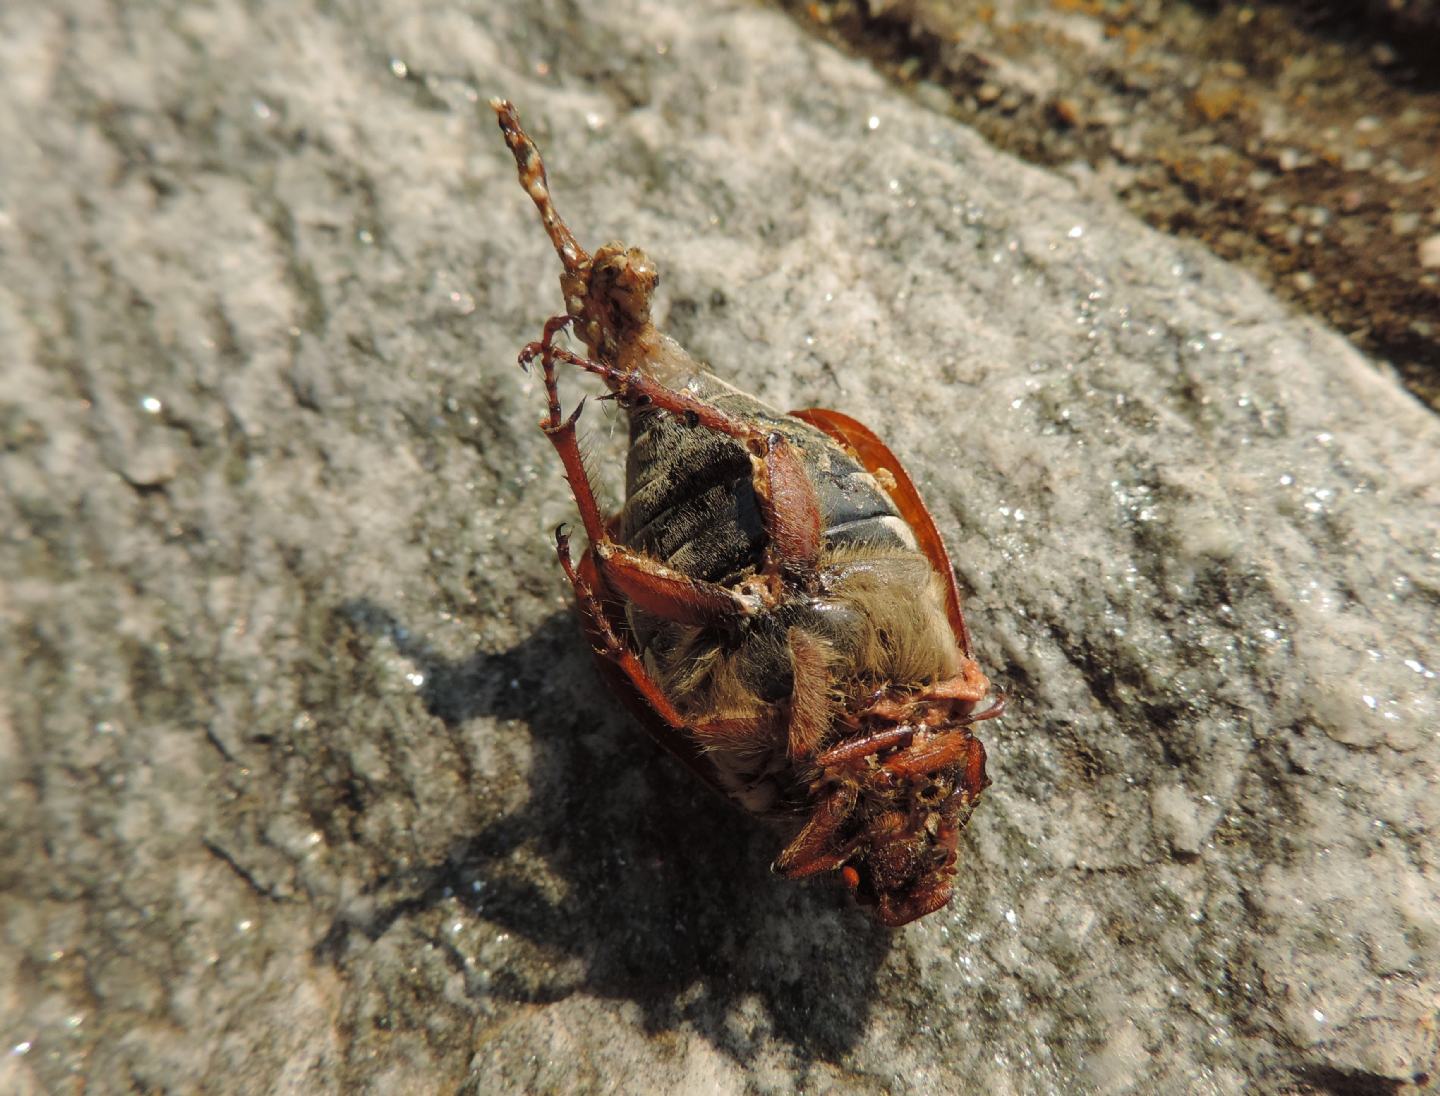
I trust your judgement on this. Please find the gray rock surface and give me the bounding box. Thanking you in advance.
[2,2,1436,1093]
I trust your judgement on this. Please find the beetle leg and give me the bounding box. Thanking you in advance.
[818,697,1000,775]
[570,545,753,803]
[540,344,823,586]
[863,661,990,722]
[559,527,775,747]
[516,321,612,553]
[521,315,610,546]
[554,526,688,728]
[517,314,577,377]
[772,785,861,879]
[883,728,989,788]
[927,662,991,704]
[963,692,1009,727]
[525,336,762,629]
[492,99,590,282]
[592,541,760,627]
[816,725,918,769]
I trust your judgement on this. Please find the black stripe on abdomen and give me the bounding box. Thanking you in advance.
[622,412,763,583]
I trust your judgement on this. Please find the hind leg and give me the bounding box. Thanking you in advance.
[521,325,756,628]
[536,341,822,595]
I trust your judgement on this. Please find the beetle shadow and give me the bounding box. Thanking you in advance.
[324,601,895,1062]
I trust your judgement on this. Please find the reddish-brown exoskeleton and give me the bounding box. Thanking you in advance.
[494,100,1004,926]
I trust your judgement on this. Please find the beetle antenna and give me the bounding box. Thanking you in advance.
[491,99,590,279]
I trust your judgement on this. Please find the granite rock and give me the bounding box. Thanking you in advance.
[1,1,1436,1093]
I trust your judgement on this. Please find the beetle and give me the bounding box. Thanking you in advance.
[493,100,1004,926]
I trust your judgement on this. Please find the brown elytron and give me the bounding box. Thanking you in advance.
[494,100,1004,926]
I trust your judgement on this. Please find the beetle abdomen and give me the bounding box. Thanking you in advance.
[623,414,763,583]
[621,367,914,584]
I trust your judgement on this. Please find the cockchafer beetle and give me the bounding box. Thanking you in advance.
[494,100,1005,926]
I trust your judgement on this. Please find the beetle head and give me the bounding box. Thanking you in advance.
[776,694,996,927]
[842,766,985,927]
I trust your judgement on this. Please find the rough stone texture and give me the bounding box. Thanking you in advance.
[1,2,1436,1094]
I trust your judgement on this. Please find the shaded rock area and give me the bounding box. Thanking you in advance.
[1,1,1436,1094]
[785,0,1440,409]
